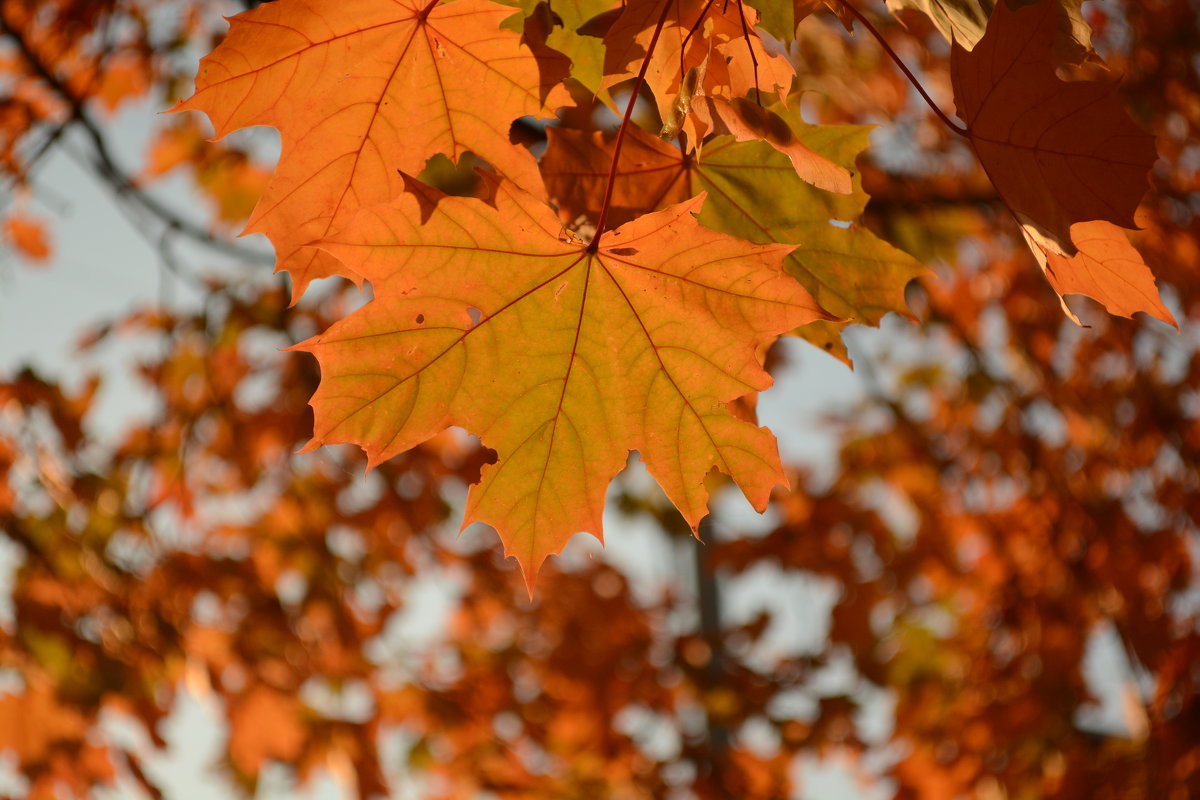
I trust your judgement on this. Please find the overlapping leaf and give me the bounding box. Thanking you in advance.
[176,0,570,301]
[886,0,995,48]
[695,98,854,194]
[541,119,924,360]
[170,0,1169,589]
[600,0,794,135]
[749,0,852,41]
[297,179,829,584]
[1006,0,1094,65]
[887,0,1092,62]
[951,0,1156,256]
[499,0,620,95]
[951,0,1168,322]
[1022,221,1177,327]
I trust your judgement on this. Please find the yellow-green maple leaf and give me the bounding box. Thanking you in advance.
[541,119,926,362]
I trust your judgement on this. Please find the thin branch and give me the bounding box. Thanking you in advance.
[836,0,970,137]
[1,120,70,195]
[732,0,761,104]
[0,11,276,266]
[155,228,210,295]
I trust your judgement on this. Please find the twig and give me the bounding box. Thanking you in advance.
[836,0,969,137]
[679,0,717,79]
[733,0,761,104]
[590,0,677,246]
[0,11,276,266]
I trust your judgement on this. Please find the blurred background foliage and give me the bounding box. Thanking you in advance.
[0,0,1197,798]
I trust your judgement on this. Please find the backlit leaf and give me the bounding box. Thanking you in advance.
[951,1,1156,255]
[1022,220,1177,327]
[542,121,924,360]
[176,0,570,302]
[886,0,994,49]
[296,180,828,586]
[600,0,794,132]
[747,0,825,42]
[1006,0,1095,66]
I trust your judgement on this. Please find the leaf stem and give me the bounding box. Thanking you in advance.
[679,0,717,81]
[732,0,762,104]
[836,0,970,137]
[590,0,676,249]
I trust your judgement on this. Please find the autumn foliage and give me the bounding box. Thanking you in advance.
[0,0,1198,798]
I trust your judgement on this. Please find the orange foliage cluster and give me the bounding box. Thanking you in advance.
[0,0,1196,798]
[170,0,1178,587]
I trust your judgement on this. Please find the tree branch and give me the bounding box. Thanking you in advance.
[0,11,276,267]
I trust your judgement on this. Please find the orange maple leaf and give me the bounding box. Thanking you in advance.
[951,0,1157,256]
[295,179,830,587]
[175,0,570,302]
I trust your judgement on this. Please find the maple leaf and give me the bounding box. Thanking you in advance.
[886,0,1093,62]
[7,0,1200,797]
[541,120,924,361]
[695,98,854,195]
[295,179,829,587]
[175,0,570,302]
[951,0,1156,256]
